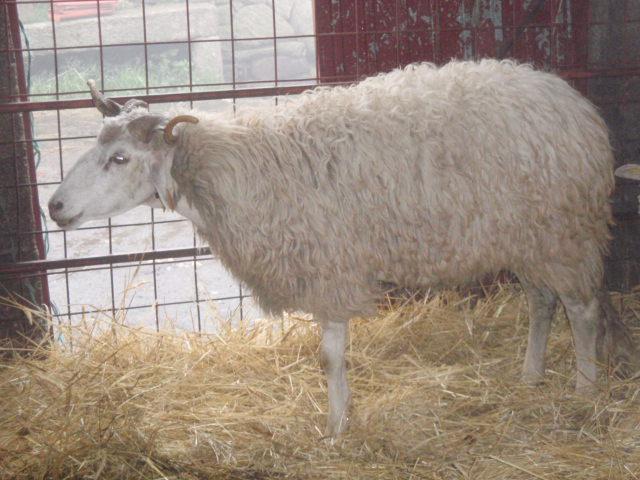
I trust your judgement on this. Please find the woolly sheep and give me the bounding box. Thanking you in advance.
[49,60,637,438]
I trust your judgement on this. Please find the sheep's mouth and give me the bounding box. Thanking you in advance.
[55,211,84,230]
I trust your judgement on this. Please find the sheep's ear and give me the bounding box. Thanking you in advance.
[127,115,164,143]
[615,164,640,181]
[147,154,177,211]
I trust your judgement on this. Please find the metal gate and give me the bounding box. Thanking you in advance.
[1,0,639,335]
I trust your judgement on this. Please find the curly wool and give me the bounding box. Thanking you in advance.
[170,60,614,321]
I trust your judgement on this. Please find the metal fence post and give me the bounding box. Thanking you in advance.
[0,1,50,350]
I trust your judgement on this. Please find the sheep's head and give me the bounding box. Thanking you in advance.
[48,81,198,229]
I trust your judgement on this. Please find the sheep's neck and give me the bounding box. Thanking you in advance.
[173,194,206,230]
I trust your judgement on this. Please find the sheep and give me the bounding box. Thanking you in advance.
[49,60,637,438]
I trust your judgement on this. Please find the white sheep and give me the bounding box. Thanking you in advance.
[49,60,637,437]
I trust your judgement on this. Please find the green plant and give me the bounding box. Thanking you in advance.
[29,54,224,101]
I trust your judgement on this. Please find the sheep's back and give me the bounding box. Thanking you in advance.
[181,60,613,318]
[282,60,613,291]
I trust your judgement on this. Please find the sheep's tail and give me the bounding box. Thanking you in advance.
[597,291,640,378]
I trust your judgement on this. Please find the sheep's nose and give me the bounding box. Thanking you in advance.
[49,200,64,216]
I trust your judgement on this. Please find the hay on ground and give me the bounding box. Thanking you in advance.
[1,286,639,479]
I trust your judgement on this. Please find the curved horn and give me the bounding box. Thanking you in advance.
[87,79,122,117]
[163,115,199,144]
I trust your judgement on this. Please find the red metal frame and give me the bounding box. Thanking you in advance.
[1,247,211,275]
[4,0,51,309]
[0,85,326,113]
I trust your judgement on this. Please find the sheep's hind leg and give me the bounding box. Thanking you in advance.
[519,279,558,385]
[560,293,599,393]
[597,290,640,376]
[320,319,351,438]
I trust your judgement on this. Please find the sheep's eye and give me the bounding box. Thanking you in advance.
[109,153,128,165]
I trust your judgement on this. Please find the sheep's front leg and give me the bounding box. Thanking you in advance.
[320,319,351,438]
[560,294,599,393]
[519,281,557,384]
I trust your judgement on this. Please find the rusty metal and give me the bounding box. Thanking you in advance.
[0,246,211,276]
[4,0,50,305]
[0,84,327,113]
[5,64,640,115]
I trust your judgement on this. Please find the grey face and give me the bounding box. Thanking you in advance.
[48,113,168,230]
[49,82,199,229]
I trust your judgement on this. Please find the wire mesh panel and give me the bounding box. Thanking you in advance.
[1,0,639,337]
[1,0,317,334]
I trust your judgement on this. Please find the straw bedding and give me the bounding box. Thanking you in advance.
[1,286,639,479]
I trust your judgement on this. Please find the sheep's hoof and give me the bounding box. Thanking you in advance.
[324,414,350,440]
[521,371,545,386]
[574,382,598,396]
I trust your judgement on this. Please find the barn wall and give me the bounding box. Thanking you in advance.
[315,0,589,81]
